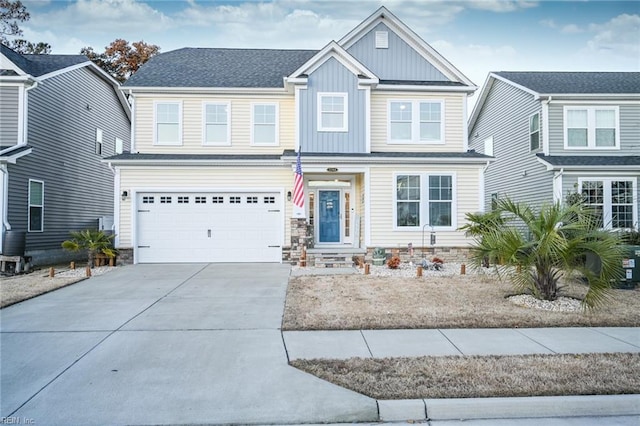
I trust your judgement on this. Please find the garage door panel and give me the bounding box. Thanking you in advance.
[136,192,282,263]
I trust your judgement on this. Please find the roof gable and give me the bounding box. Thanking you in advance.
[339,6,475,87]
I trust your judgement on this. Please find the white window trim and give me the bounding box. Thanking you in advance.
[317,92,348,132]
[578,177,638,230]
[153,101,183,146]
[392,172,457,231]
[529,112,540,152]
[387,99,445,145]
[202,101,231,146]
[28,179,44,233]
[563,106,620,150]
[95,128,103,156]
[250,102,279,146]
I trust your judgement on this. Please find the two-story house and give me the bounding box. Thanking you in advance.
[106,7,491,265]
[469,72,639,231]
[0,44,131,265]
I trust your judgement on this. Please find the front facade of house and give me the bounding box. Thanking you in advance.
[0,44,131,264]
[108,7,491,264]
[468,72,639,231]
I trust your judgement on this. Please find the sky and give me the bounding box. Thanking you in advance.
[14,0,640,102]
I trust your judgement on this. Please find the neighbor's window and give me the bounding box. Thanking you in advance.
[318,93,347,132]
[529,112,540,151]
[115,137,123,154]
[155,102,182,145]
[580,178,636,230]
[204,103,230,145]
[565,106,619,149]
[28,179,44,232]
[252,103,278,145]
[389,100,443,144]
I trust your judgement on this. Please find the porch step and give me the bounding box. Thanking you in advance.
[306,248,366,268]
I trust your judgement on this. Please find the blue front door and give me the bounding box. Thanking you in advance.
[319,190,340,243]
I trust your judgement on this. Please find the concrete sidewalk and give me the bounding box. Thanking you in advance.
[283,327,640,360]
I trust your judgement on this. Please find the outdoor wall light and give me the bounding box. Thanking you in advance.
[86,104,92,111]
[121,190,128,201]
[287,191,292,201]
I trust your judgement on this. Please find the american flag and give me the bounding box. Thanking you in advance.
[293,151,304,208]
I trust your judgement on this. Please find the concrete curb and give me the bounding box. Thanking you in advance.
[377,394,640,422]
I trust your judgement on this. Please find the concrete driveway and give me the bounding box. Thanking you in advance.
[1,263,377,425]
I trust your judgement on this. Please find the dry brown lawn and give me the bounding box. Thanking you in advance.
[282,274,640,330]
[292,353,640,399]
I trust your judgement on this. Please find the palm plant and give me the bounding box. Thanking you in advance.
[461,198,624,309]
[61,229,116,267]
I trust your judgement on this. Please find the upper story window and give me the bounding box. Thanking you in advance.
[95,128,103,155]
[251,103,278,146]
[395,173,455,230]
[28,179,44,232]
[154,102,182,145]
[564,106,619,149]
[317,93,348,132]
[529,112,540,151]
[115,137,123,154]
[203,102,230,145]
[389,100,444,144]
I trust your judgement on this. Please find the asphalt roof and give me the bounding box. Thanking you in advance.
[1,43,87,77]
[124,48,318,88]
[537,154,640,167]
[494,72,640,94]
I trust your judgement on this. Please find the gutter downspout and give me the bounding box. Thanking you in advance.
[541,95,551,156]
[552,168,564,204]
[479,160,491,212]
[1,164,10,232]
[21,78,39,146]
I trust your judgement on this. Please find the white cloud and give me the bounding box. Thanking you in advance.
[539,19,556,29]
[587,13,640,56]
[561,24,582,34]
[466,0,538,13]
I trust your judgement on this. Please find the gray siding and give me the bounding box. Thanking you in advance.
[347,22,448,82]
[7,66,130,258]
[0,86,20,146]
[299,57,366,153]
[548,103,640,155]
[469,79,553,211]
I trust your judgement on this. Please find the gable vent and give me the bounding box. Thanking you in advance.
[375,31,388,49]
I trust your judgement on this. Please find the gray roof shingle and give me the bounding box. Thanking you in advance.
[537,154,640,167]
[1,43,88,77]
[124,48,318,88]
[494,72,640,94]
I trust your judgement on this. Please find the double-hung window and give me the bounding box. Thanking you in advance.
[155,102,182,145]
[28,179,44,232]
[395,174,454,229]
[318,93,348,132]
[564,106,619,149]
[389,100,444,144]
[203,102,230,145]
[95,128,103,155]
[529,112,540,151]
[252,103,278,145]
[580,178,637,230]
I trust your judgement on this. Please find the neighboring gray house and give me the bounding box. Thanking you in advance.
[0,44,131,265]
[468,71,640,231]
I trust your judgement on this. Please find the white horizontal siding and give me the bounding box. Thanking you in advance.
[117,166,293,247]
[370,91,466,152]
[133,94,295,154]
[368,164,481,247]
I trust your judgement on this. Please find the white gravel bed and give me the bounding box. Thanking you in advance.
[363,261,493,277]
[55,266,116,278]
[508,294,583,312]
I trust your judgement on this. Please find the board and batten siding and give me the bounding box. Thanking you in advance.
[547,102,640,156]
[0,85,20,146]
[368,164,481,247]
[298,57,366,153]
[133,94,295,154]
[370,91,466,152]
[117,166,293,248]
[468,79,553,210]
[7,66,130,255]
[346,22,448,82]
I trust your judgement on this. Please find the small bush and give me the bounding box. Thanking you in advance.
[387,255,401,269]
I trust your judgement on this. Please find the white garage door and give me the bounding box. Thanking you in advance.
[136,192,282,263]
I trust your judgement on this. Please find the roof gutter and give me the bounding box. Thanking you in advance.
[0,164,10,232]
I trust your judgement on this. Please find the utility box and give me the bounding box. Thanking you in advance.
[620,245,640,289]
